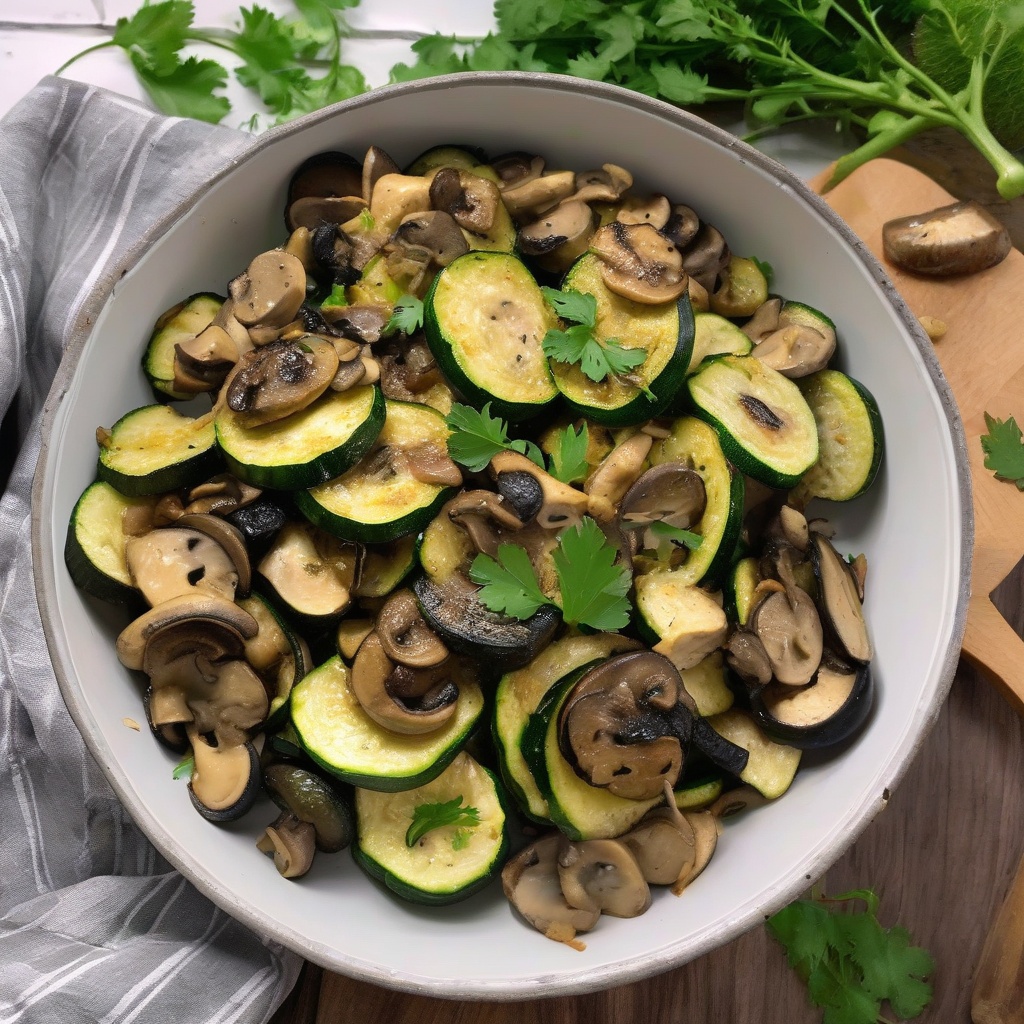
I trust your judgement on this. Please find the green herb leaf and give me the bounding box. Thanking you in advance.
[405,796,481,847]
[543,323,648,384]
[358,208,376,232]
[172,754,195,781]
[750,255,774,288]
[981,412,1024,488]
[767,889,934,1024]
[385,294,425,336]
[320,283,348,309]
[470,545,554,620]
[646,521,703,550]
[445,402,513,473]
[112,0,194,75]
[553,517,632,631]
[541,287,597,328]
[548,423,590,484]
[133,56,231,123]
[451,828,473,851]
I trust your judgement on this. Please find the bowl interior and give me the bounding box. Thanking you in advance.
[35,75,967,998]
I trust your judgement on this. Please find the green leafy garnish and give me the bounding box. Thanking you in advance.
[358,208,376,232]
[172,754,195,781]
[405,796,481,848]
[547,423,590,485]
[553,518,633,631]
[750,256,774,289]
[385,294,425,336]
[981,411,1024,488]
[768,888,934,1024]
[320,283,348,309]
[444,403,544,473]
[541,287,648,384]
[646,521,703,551]
[471,544,553,620]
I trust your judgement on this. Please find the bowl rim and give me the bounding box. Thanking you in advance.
[31,70,973,999]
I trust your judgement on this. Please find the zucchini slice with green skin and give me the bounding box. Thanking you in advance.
[353,536,419,599]
[97,404,220,497]
[291,656,483,792]
[353,751,508,906]
[298,399,458,544]
[264,762,355,853]
[674,773,725,811]
[519,670,661,841]
[143,292,224,401]
[64,481,154,604]
[705,709,801,799]
[216,384,384,491]
[790,369,884,504]
[404,145,488,176]
[418,502,475,584]
[724,556,761,627]
[492,632,641,823]
[686,355,819,489]
[424,251,559,422]
[551,254,694,427]
[646,416,745,587]
[679,651,734,718]
[687,312,753,375]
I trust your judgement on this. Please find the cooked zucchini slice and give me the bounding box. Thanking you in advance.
[264,762,355,853]
[64,481,155,603]
[353,536,419,599]
[291,656,483,792]
[347,255,403,314]
[143,292,224,401]
[687,312,753,374]
[674,772,725,811]
[705,709,801,799]
[725,556,761,626]
[404,145,487,176]
[552,254,694,426]
[686,355,818,488]
[97,404,220,497]
[679,651,734,718]
[633,571,728,671]
[493,632,641,822]
[353,751,508,905]
[298,399,457,544]
[424,251,558,422]
[216,384,384,491]
[520,671,661,841]
[646,416,745,587]
[790,369,884,504]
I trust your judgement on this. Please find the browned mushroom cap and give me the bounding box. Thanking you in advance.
[750,586,823,687]
[174,324,239,391]
[882,199,1012,276]
[663,205,701,249]
[501,834,600,944]
[491,152,545,191]
[742,297,783,343]
[403,441,463,487]
[175,513,252,598]
[446,489,525,557]
[329,357,367,393]
[257,811,317,878]
[558,651,692,800]
[518,200,597,275]
[287,151,362,206]
[710,256,769,318]
[590,222,688,304]
[188,729,262,821]
[725,628,774,688]
[622,806,697,886]
[618,463,707,531]
[361,145,401,203]
[489,451,590,530]
[680,223,730,294]
[617,194,672,230]
[584,432,653,523]
[287,195,368,233]
[557,838,651,918]
[225,336,339,427]
[375,589,449,668]
[393,210,470,267]
[126,527,242,606]
[326,304,390,345]
[350,631,458,734]
[810,533,872,663]
[228,251,307,329]
[183,474,261,517]
[672,810,718,894]
[754,318,835,378]
[501,170,576,222]
[429,168,501,234]
[572,163,633,204]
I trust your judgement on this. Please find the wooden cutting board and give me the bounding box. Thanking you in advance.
[272,159,1024,1024]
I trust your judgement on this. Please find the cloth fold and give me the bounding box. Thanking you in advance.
[0,77,302,1024]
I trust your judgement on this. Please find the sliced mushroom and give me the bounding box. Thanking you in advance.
[174,324,239,390]
[725,628,774,688]
[709,784,772,819]
[361,145,401,204]
[518,200,596,275]
[286,151,362,207]
[287,196,368,234]
[188,729,261,823]
[502,834,600,945]
[175,513,251,597]
[376,589,449,669]
[662,204,701,249]
[590,222,688,304]
[403,441,463,487]
[616,194,671,230]
[429,168,501,234]
[680,223,730,294]
[225,336,339,427]
[501,170,576,222]
[126,526,242,607]
[882,200,1012,276]
[621,806,697,886]
[370,173,434,236]
[618,463,707,532]
[742,297,783,343]
[491,152,545,191]
[557,838,651,918]
[753,320,836,378]
[393,210,469,267]
[489,451,590,530]
[228,251,307,329]
[309,224,361,286]
[494,469,544,524]
[584,432,653,523]
[810,534,872,663]
[325,304,389,345]
[257,811,317,878]
[572,164,633,204]
[672,810,718,895]
[446,489,524,557]
[183,474,261,517]
[750,587,824,686]
[350,631,458,734]
[329,357,367,393]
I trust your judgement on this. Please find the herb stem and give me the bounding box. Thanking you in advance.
[54,39,117,76]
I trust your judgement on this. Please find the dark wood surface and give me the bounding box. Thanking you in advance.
[270,150,1024,1024]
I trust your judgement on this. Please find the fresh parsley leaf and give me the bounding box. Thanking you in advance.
[451,828,473,851]
[981,412,1024,488]
[172,754,195,781]
[470,545,554,620]
[553,517,632,631]
[133,56,231,123]
[543,323,648,384]
[767,889,934,1024]
[548,423,590,484]
[405,796,481,847]
[646,521,703,550]
[385,294,424,336]
[541,287,597,328]
[112,0,194,76]
[445,402,514,473]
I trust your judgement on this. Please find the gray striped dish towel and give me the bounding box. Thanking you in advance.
[0,77,301,1024]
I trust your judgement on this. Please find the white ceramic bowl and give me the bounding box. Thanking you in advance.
[33,73,970,999]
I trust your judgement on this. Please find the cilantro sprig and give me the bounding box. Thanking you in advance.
[768,888,934,1024]
[981,411,1024,488]
[541,287,648,386]
[470,516,632,632]
[385,294,425,337]
[405,796,481,848]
